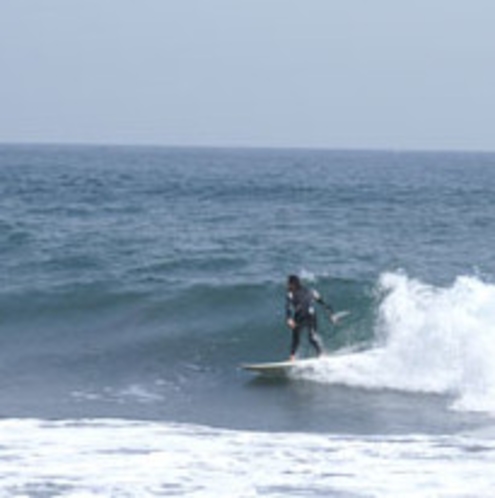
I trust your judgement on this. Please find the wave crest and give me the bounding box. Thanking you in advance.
[297,272,495,414]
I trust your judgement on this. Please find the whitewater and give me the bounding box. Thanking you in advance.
[2,418,495,497]
[296,272,495,415]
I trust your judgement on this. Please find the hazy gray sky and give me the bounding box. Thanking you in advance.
[1,1,494,150]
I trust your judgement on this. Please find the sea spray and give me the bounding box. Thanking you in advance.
[296,272,495,414]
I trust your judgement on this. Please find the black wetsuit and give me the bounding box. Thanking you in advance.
[286,285,333,357]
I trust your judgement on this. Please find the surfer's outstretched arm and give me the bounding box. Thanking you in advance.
[312,290,335,322]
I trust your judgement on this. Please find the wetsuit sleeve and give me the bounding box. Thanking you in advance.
[286,292,294,320]
[312,289,334,314]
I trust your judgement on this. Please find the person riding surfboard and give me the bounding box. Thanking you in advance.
[286,275,335,361]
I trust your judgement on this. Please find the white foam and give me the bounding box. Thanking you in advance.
[298,268,317,283]
[72,382,168,406]
[0,418,494,497]
[294,272,495,414]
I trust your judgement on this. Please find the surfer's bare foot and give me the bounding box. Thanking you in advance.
[289,355,295,361]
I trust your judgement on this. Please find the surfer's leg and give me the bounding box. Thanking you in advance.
[309,331,323,356]
[308,316,323,357]
[290,327,301,359]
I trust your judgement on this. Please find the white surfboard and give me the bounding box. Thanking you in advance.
[241,358,319,377]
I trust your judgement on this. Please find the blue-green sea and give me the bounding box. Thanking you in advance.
[1,145,495,496]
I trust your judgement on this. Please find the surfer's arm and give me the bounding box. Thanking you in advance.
[285,293,296,329]
[313,290,335,320]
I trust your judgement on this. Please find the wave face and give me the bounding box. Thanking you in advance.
[1,145,495,434]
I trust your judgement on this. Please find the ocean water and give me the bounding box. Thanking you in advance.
[1,145,495,496]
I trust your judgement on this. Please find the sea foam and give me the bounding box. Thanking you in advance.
[0,418,494,497]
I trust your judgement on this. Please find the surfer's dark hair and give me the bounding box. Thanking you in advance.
[287,275,301,288]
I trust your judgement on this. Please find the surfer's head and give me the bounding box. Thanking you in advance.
[287,275,301,291]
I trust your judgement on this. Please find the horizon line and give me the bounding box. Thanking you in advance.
[0,140,494,155]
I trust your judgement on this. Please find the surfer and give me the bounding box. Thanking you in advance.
[285,275,335,361]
